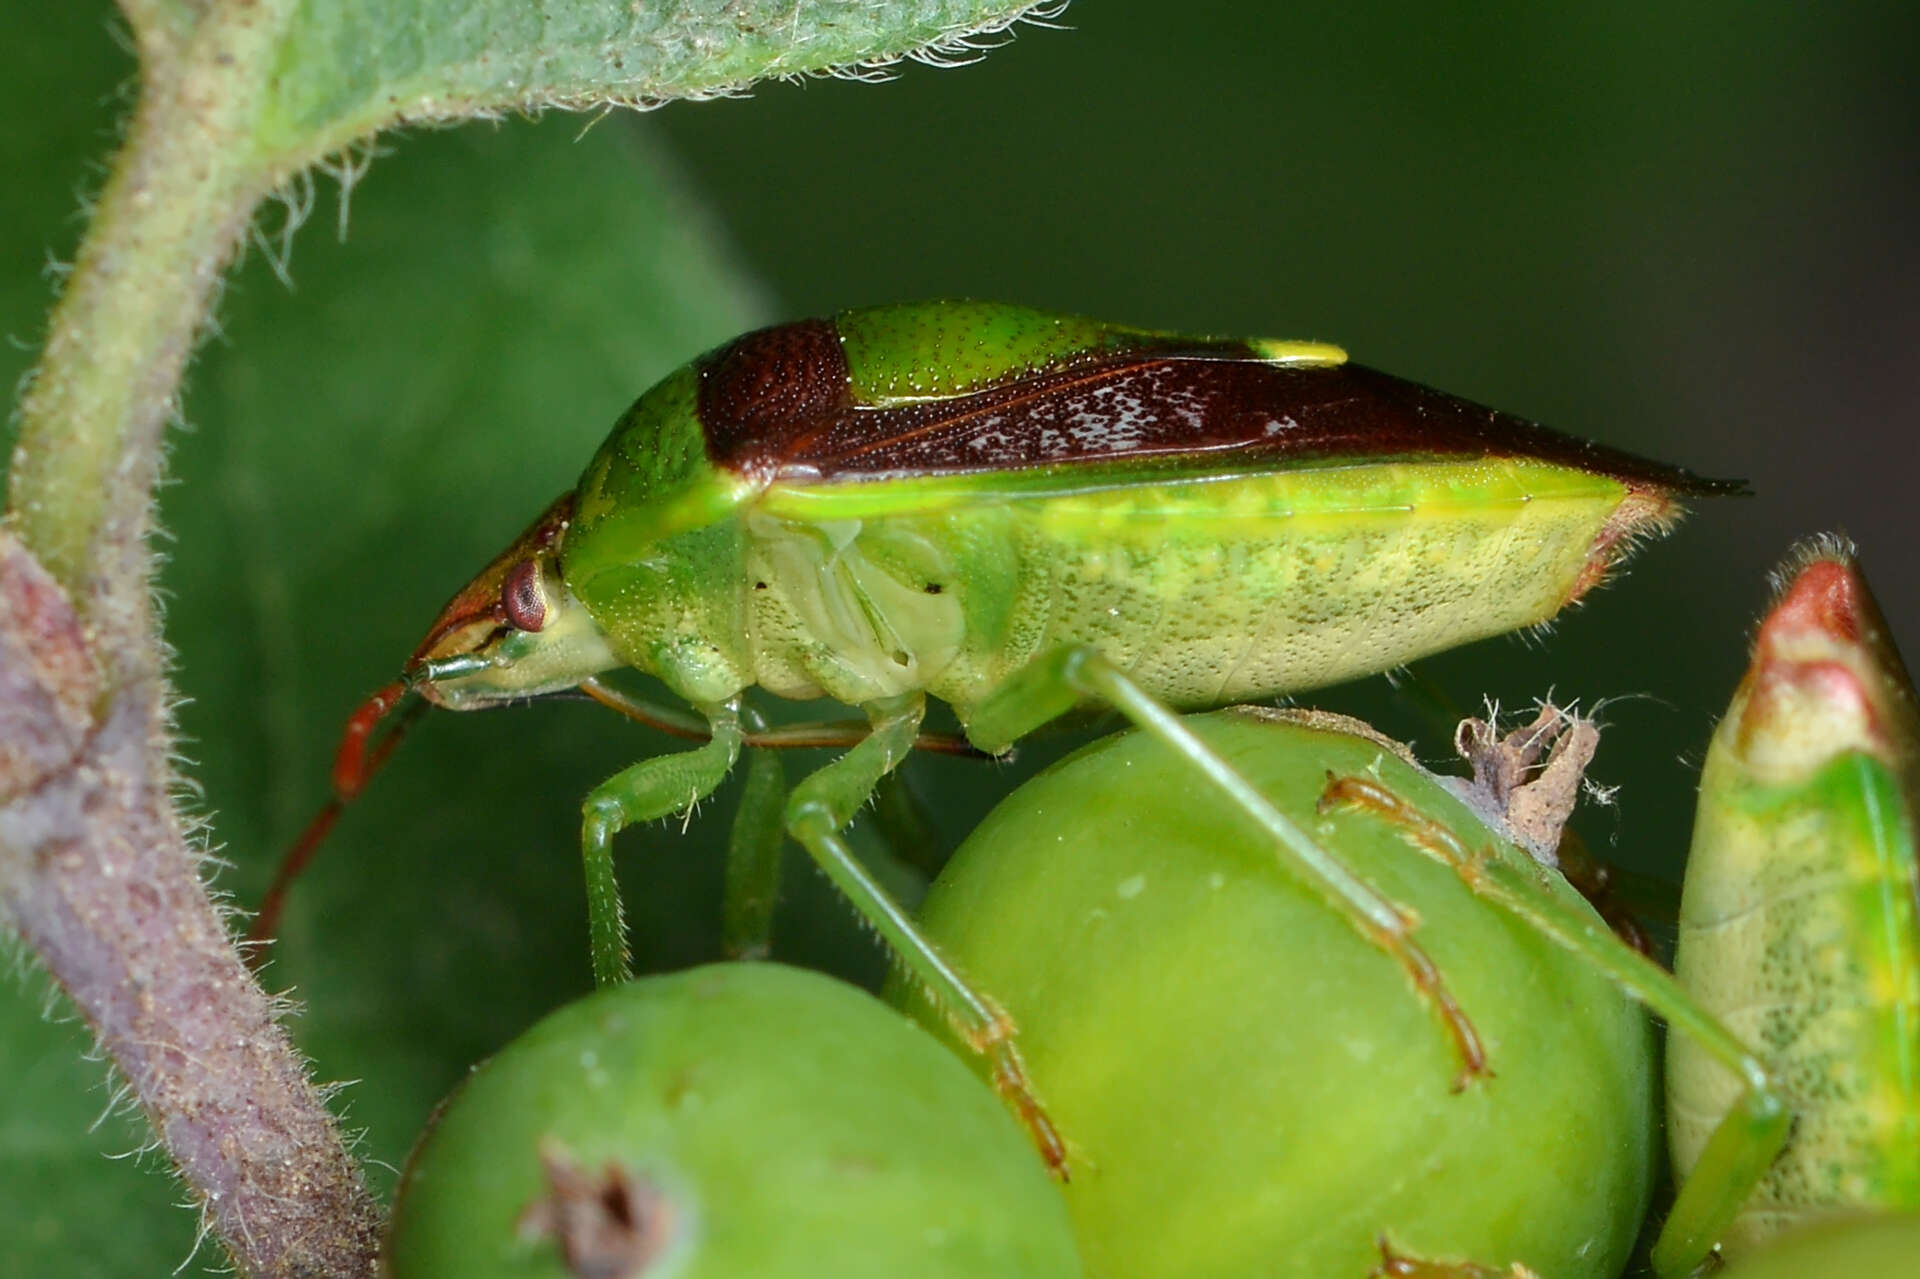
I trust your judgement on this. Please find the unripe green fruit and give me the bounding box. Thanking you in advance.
[892,709,1655,1279]
[387,963,1081,1279]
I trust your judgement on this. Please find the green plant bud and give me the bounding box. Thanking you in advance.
[387,963,1081,1279]
[1667,541,1920,1258]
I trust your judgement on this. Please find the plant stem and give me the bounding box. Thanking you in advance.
[10,5,279,656]
[1,4,382,1274]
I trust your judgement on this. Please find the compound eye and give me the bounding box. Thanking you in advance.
[501,559,548,632]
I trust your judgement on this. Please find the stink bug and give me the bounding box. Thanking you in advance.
[260,300,1735,1170]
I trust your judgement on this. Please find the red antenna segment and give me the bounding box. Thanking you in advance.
[248,679,423,953]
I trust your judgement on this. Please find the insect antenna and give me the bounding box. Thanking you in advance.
[247,678,428,954]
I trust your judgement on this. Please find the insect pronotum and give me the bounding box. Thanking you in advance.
[261,300,1738,1173]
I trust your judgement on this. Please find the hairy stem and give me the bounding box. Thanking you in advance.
[1,4,382,1274]
[9,3,283,654]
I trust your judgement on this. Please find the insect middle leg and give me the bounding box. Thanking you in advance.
[1318,772,1790,1279]
[723,731,960,961]
[783,692,1068,1175]
[719,738,788,962]
[964,644,1491,1088]
[580,700,744,987]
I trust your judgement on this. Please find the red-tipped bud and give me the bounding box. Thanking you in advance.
[1734,540,1918,784]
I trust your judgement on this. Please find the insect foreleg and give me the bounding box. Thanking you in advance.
[1317,772,1790,1279]
[967,646,1490,1087]
[783,694,1068,1177]
[580,700,744,987]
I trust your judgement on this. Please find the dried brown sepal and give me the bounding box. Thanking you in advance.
[1448,704,1599,867]
[517,1140,678,1279]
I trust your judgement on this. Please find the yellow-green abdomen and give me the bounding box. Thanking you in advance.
[741,457,1654,717]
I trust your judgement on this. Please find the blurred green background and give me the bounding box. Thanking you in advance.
[3,1,1915,1273]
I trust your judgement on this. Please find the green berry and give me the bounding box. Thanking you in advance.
[387,963,1081,1278]
[892,709,1655,1279]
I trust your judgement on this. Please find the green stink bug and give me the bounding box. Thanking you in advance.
[262,300,1733,1170]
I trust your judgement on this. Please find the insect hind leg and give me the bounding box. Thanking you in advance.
[966,645,1490,1090]
[1318,770,1789,1279]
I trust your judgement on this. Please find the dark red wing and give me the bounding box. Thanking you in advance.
[697,326,1739,495]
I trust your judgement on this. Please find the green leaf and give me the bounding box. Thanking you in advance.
[258,0,1057,161]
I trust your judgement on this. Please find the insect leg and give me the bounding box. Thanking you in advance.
[966,645,1490,1088]
[783,694,1068,1176]
[720,734,787,962]
[1319,773,1789,1279]
[580,700,744,987]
